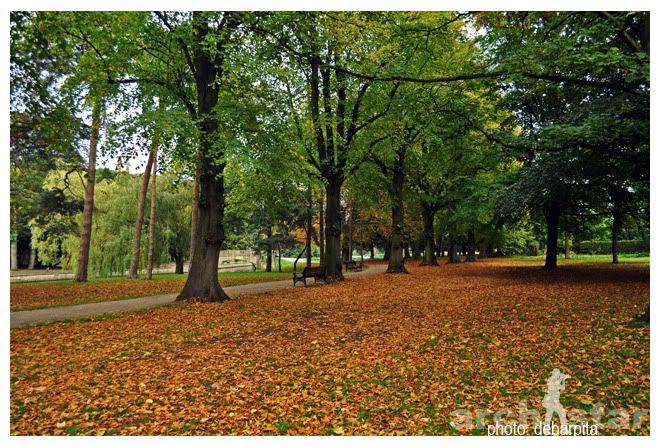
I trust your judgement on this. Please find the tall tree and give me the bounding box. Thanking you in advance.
[127,140,156,278]
[74,97,102,282]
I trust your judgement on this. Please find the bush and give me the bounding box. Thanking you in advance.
[575,240,649,255]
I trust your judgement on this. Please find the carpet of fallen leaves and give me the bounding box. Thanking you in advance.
[10,259,649,435]
[10,272,289,311]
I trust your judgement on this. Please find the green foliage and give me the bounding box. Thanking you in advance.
[575,240,649,255]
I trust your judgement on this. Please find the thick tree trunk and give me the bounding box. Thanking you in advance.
[612,212,622,264]
[128,143,156,278]
[145,149,158,280]
[370,244,375,259]
[387,166,407,273]
[176,12,236,302]
[543,199,561,270]
[189,167,200,263]
[384,238,392,261]
[447,234,460,264]
[74,98,102,282]
[420,203,437,266]
[563,232,570,259]
[318,197,325,266]
[466,229,476,262]
[324,178,343,280]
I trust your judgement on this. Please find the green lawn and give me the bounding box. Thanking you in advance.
[10,269,293,311]
[511,253,650,264]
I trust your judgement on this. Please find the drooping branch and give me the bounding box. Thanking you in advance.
[321,64,649,99]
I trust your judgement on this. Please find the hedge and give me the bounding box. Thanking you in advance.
[574,240,649,255]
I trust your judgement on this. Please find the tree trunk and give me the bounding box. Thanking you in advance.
[447,234,460,264]
[189,166,200,262]
[324,178,343,280]
[341,210,350,264]
[10,240,17,270]
[306,185,313,267]
[348,201,353,261]
[543,199,561,270]
[420,204,437,266]
[478,242,487,258]
[436,233,443,258]
[387,165,407,273]
[175,257,185,275]
[563,232,570,259]
[466,229,476,262]
[265,225,272,272]
[74,98,102,282]
[128,142,156,278]
[612,212,622,264]
[28,248,36,269]
[176,12,235,302]
[278,247,282,272]
[384,238,392,261]
[318,197,325,266]
[145,149,158,280]
[370,244,375,260]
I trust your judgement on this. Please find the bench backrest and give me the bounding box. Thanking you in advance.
[302,266,325,276]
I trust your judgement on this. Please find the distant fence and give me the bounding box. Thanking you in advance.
[574,240,649,255]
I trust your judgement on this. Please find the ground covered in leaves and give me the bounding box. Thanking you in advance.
[10,259,649,435]
[10,271,290,311]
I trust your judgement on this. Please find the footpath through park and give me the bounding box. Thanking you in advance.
[10,264,387,328]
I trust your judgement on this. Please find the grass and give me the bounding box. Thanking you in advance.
[10,270,292,311]
[511,253,650,264]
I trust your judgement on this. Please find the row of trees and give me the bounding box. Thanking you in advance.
[10,11,649,300]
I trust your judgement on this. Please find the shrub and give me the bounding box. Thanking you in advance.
[575,240,649,255]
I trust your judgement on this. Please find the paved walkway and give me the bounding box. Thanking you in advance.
[11,264,387,328]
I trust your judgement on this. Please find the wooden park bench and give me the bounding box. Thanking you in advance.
[343,260,364,272]
[292,265,326,287]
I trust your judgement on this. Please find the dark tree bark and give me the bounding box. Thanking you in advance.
[324,178,343,279]
[370,244,375,259]
[189,166,200,263]
[278,246,282,272]
[436,234,443,258]
[306,184,313,267]
[478,242,487,259]
[447,234,460,264]
[466,229,476,262]
[612,211,623,264]
[74,98,102,282]
[341,209,350,264]
[318,197,325,266]
[174,257,185,274]
[421,203,438,266]
[348,201,354,261]
[176,12,238,302]
[145,149,158,280]
[128,143,155,279]
[265,225,272,272]
[384,238,392,261]
[387,153,408,273]
[543,199,561,270]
